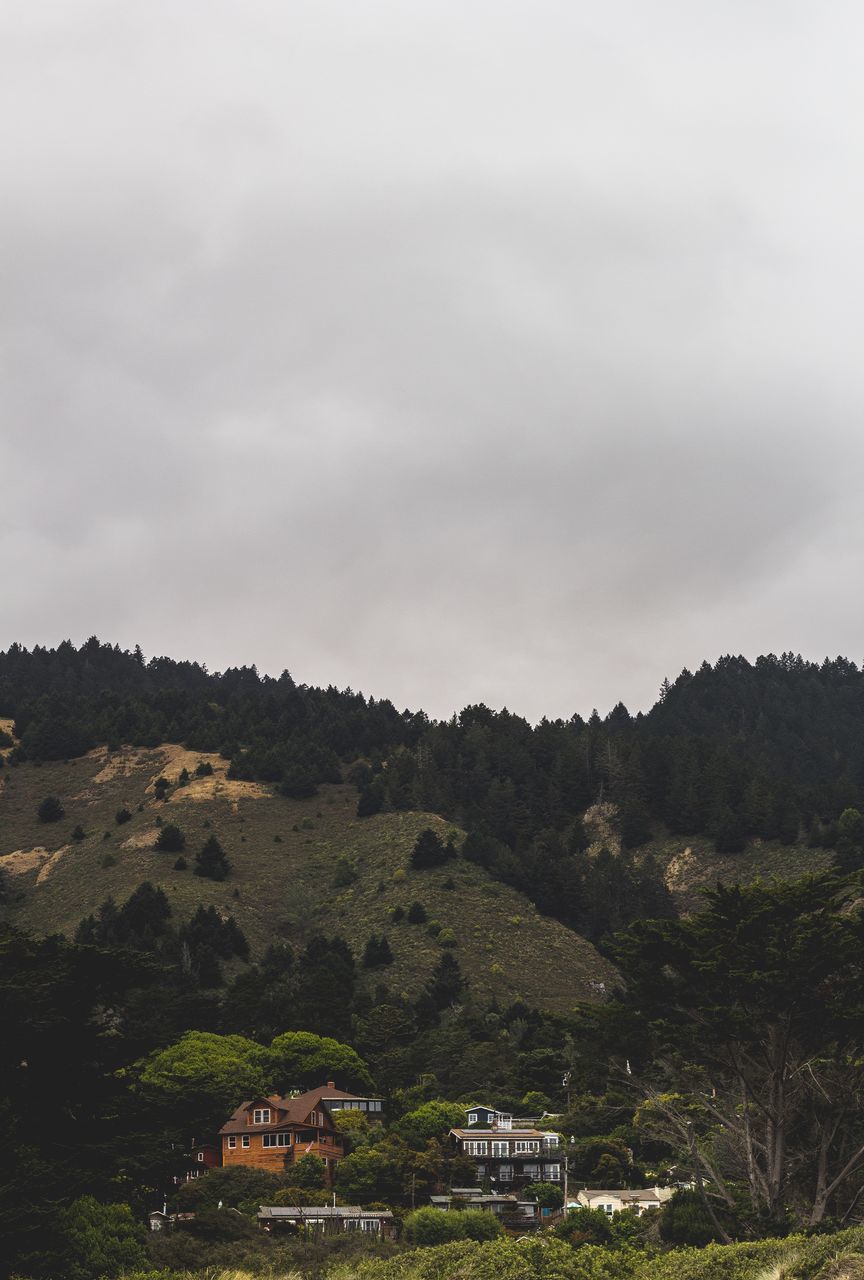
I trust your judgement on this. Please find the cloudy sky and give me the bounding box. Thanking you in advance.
[3,2,864,721]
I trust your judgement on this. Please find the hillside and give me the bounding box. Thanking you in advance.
[0,739,617,1015]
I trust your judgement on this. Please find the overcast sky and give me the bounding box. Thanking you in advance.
[3,2,864,721]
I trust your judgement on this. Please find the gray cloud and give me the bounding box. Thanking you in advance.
[3,1,864,719]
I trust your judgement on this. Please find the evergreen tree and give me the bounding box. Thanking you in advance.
[362,934,393,968]
[155,823,185,853]
[411,828,449,869]
[194,834,231,881]
[37,795,64,823]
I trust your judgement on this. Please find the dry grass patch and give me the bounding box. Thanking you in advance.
[0,847,52,876]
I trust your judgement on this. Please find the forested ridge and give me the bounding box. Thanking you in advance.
[3,640,864,938]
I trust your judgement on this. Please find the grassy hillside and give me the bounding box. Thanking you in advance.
[0,739,617,1015]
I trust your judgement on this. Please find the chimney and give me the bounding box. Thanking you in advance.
[327,1081,335,1089]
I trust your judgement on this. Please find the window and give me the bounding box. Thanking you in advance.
[263,1133,292,1147]
[196,1152,204,1162]
[515,1140,539,1153]
[360,1219,379,1231]
[545,1164,561,1181]
[253,1108,271,1124]
[241,1135,250,1148]
[369,1099,382,1112]
[491,1141,509,1156]
[465,1141,487,1155]
[468,1112,478,1124]
[543,1136,559,1149]
[498,1164,513,1181]
[227,1136,236,1149]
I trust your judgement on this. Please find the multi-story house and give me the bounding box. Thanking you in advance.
[218,1082,382,1181]
[449,1123,562,1187]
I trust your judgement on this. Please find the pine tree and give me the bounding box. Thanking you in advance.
[194,835,231,881]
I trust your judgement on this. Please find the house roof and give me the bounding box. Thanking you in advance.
[450,1127,559,1140]
[219,1085,357,1136]
[257,1205,393,1220]
[579,1188,673,1202]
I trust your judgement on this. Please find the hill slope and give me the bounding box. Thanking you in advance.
[0,742,617,1014]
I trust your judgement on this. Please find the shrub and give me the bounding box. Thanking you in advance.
[115,807,132,825]
[195,760,213,777]
[388,905,405,922]
[407,901,428,924]
[403,1207,502,1245]
[333,856,358,888]
[173,857,187,871]
[38,795,64,823]
[438,928,457,947]
[100,853,117,869]
[71,824,86,841]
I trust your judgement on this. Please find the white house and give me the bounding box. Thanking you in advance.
[576,1186,674,1216]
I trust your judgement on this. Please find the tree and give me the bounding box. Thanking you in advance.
[38,795,64,823]
[614,874,864,1230]
[292,1153,326,1190]
[194,834,231,881]
[411,828,450,869]
[114,807,131,825]
[524,1181,564,1209]
[554,1206,613,1247]
[362,934,393,968]
[60,1197,147,1280]
[396,1100,465,1146]
[136,1031,271,1133]
[155,822,185,853]
[835,807,864,873]
[407,901,428,924]
[268,1031,374,1093]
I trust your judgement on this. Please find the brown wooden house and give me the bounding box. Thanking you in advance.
[218,1083,377,1180]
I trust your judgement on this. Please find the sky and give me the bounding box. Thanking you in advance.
[3,1,864,722]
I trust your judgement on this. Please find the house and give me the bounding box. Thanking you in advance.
[219,1082,379,1179]
[465,1104,512,1128]
[576,1186,674,1216]
[176,1141,220,1183]
[257,1205,395,1236]
[429,1188,540,1225]
[318,1083,385,1120]
[449,1125,562,1187]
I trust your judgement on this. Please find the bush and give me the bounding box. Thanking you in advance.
[100,853,117,869]
[38,795,65,823]
[115,807,132,825]
[173,856,187,871]
[155,823,185,853]
[407,901,428,924]
[195,760,213,777]
[555,1206,614,1248]
[403,1207,502,1245]
[71,824,86,841]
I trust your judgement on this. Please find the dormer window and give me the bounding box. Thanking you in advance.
[468,1112,478,1124]
[253,1108,271,1124]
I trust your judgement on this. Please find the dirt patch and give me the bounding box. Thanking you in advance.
[1,847,52,876]
[145,744,268,804]
[36,845,71,883]
[0,716,16,759]
[665,846,697,892]
[121,828,161,850]
[91,747,145,784]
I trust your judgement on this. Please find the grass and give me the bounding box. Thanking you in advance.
[0,744,617,1014]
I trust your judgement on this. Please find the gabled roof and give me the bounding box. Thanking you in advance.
[219,1084,371,1136]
